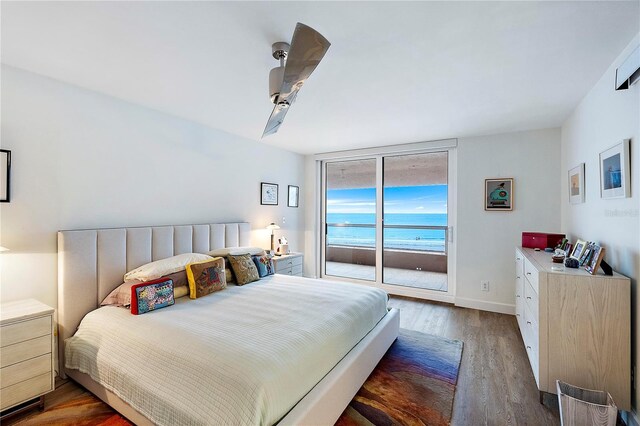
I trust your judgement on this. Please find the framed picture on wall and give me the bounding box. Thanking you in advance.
[568,163,585,204]
[599,139,630,199]
[0,149,10,203]
[260,182,278,205]
[484,178,513,211]
[287,185,299,208]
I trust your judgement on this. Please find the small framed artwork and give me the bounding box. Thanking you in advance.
[585,244,606,275]
[287,185,299,208]
[0,149,10,203]
[600,139,630,199]
[570,239,587,261]
[568,163,585,204]
[260,182,278,206]
[485,178,513,211]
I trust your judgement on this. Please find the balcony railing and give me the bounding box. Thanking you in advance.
[326,223,448,255]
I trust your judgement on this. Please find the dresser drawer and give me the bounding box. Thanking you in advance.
[0,335,51,368]
[524,279,539,325]
[1,353,51,389]
[525,341,540,387]
[523,258,539,294]
[523,302,539,351]
[276,264,303,276]
[1,316,51,347]
[0,372,52,411]
[515,250,524,278]
[274,256,302,272]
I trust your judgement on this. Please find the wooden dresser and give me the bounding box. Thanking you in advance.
[0,299,55,415]
[272,253,304,276]
[515,247,630,410]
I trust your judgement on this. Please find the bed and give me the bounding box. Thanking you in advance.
[58,222,399,425]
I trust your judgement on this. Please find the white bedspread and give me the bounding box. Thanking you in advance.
[65,274,388,426]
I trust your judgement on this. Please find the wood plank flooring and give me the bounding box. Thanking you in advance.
[4,297,560,425]
[387,296,559,425]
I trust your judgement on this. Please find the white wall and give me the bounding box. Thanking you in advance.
[0,65,306,310]
[302,128,561,312]
[560,33,639,414]
[456,128,561,312]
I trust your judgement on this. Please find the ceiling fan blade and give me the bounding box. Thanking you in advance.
[279,23,330,100]
[261,100,289,138]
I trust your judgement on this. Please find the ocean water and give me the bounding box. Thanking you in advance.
[326,213,447,252]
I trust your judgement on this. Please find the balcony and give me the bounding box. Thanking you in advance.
[325,223,448,292]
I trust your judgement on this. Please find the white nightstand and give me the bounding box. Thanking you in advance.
[272,253,304,276]
[0,299,55,417]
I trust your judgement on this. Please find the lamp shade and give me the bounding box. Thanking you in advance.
[266,223,280,231]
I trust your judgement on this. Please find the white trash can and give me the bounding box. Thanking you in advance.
[557,380,617,426]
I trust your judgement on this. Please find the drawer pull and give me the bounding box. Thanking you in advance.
[526,272,532,275]
[526,345,532,350]
[516,276,521,279]
[516,313,520,317]
[527,321,532,325]
[526,296,532,300]
[516,258,522,261]
[516,294,521,298]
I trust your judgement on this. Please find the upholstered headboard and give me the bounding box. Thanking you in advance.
[57,222,251,375]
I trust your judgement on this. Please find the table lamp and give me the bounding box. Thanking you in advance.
[266,223,280,252]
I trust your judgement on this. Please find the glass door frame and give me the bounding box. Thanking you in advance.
[319,142,457,304]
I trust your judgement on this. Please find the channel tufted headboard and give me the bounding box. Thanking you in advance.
[57,222,251,376]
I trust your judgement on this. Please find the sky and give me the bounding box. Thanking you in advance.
[327,185,448,214]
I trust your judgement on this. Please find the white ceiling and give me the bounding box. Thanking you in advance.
[2,1,638,155]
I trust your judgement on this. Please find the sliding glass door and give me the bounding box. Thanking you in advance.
[382,152,448,291]
[324,159,377,281]
[321,148,455,301]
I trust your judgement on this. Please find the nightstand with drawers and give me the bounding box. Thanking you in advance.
[272,253,304,276]
[1,299,55,417]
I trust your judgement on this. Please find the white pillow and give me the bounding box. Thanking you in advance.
[207,246,265,257]
[124,253,213,282]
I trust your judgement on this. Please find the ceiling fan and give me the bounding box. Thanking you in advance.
[262,23,331,138]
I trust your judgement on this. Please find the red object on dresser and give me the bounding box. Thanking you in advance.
[521,232,566,250]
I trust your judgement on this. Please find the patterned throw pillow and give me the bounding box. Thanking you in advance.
[130,278,175,315]
[225,268,236,284]
[101,270,189,307]
[227,253,260,285]
[252,254,274,277]
[186,257,226,299]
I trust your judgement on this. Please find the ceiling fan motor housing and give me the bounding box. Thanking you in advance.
[269,66,285,104]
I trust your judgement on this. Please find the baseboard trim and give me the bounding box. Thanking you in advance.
[455,297,515,315]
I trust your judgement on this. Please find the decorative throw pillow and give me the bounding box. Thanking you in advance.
[252,254,274,277]
[227,253,260,285]
[225,268,236,284]
[186,257,226,299]
[130,278,175,315]
[101,270,189,307]
[124,253,213,282]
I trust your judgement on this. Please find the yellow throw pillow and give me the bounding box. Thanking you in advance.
[186,257,226,299]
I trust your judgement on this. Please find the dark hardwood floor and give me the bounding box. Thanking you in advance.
[388,296,559,425]
[5,296,560,425]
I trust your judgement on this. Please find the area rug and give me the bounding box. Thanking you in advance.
[9,329,462,426]
[336,329,464,426]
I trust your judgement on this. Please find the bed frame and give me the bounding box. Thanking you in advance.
[58,222,400,425]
